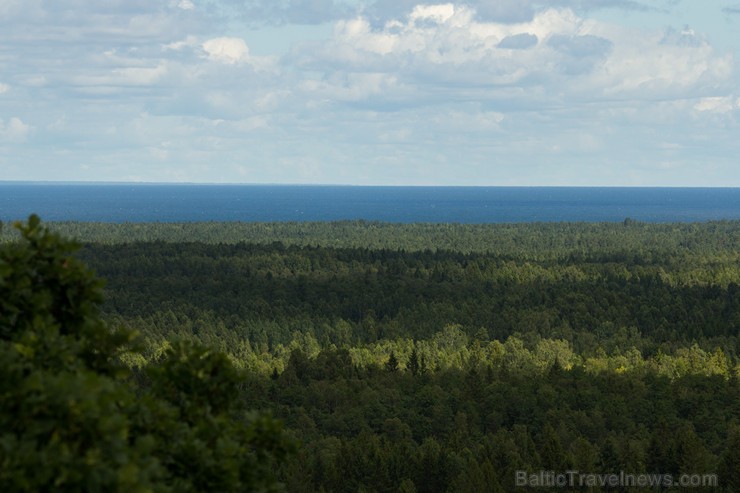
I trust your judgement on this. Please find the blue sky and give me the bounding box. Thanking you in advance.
[0,0,738,185]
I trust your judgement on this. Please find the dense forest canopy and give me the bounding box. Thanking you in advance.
[1,218,738,491]
[2,219,739,258]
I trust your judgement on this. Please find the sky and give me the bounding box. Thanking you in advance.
[0,0,739,186]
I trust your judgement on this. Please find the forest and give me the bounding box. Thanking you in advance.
[1,218,738,491]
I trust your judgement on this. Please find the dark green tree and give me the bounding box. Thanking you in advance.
[718,426,740,492]
[407,347,420,376]
[0,216,291,492]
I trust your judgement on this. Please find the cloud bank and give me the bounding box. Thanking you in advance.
[0,1,737,185]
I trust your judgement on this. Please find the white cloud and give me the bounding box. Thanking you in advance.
[164,35,199,51]
[693,96,738,113]
[295,6,733,108]
[69,63,169,90]
[409,4,456,24]
[114,64,170,85]
[596,27,733,98]
[202,37,250,64]
[0,117,33,143]
[300,72,400,102]
[177,0,195,10]
[362,0,656,27]
[0,83,9,94]
[0,1,205,45]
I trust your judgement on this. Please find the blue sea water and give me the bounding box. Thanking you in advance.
[1,183,739,223]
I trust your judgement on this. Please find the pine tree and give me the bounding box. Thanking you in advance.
[408,347,420,376]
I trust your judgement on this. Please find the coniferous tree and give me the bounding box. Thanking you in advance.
[408,347,420,376]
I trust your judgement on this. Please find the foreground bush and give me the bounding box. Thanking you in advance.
[0,215,291,492]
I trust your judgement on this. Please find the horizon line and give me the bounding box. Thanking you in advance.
[1,180,739,189]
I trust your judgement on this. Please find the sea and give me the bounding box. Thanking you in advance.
[1,183,740,223]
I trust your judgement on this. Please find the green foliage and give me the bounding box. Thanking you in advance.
[0,216,291,492]
[718,425,740,491]
[147,341,242,418]
[4,217,738,491]
[74,236,740,361]
[407,348,420,376]
[0,215,130,375]
[7,219,739,261]
[385,352,400,372]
